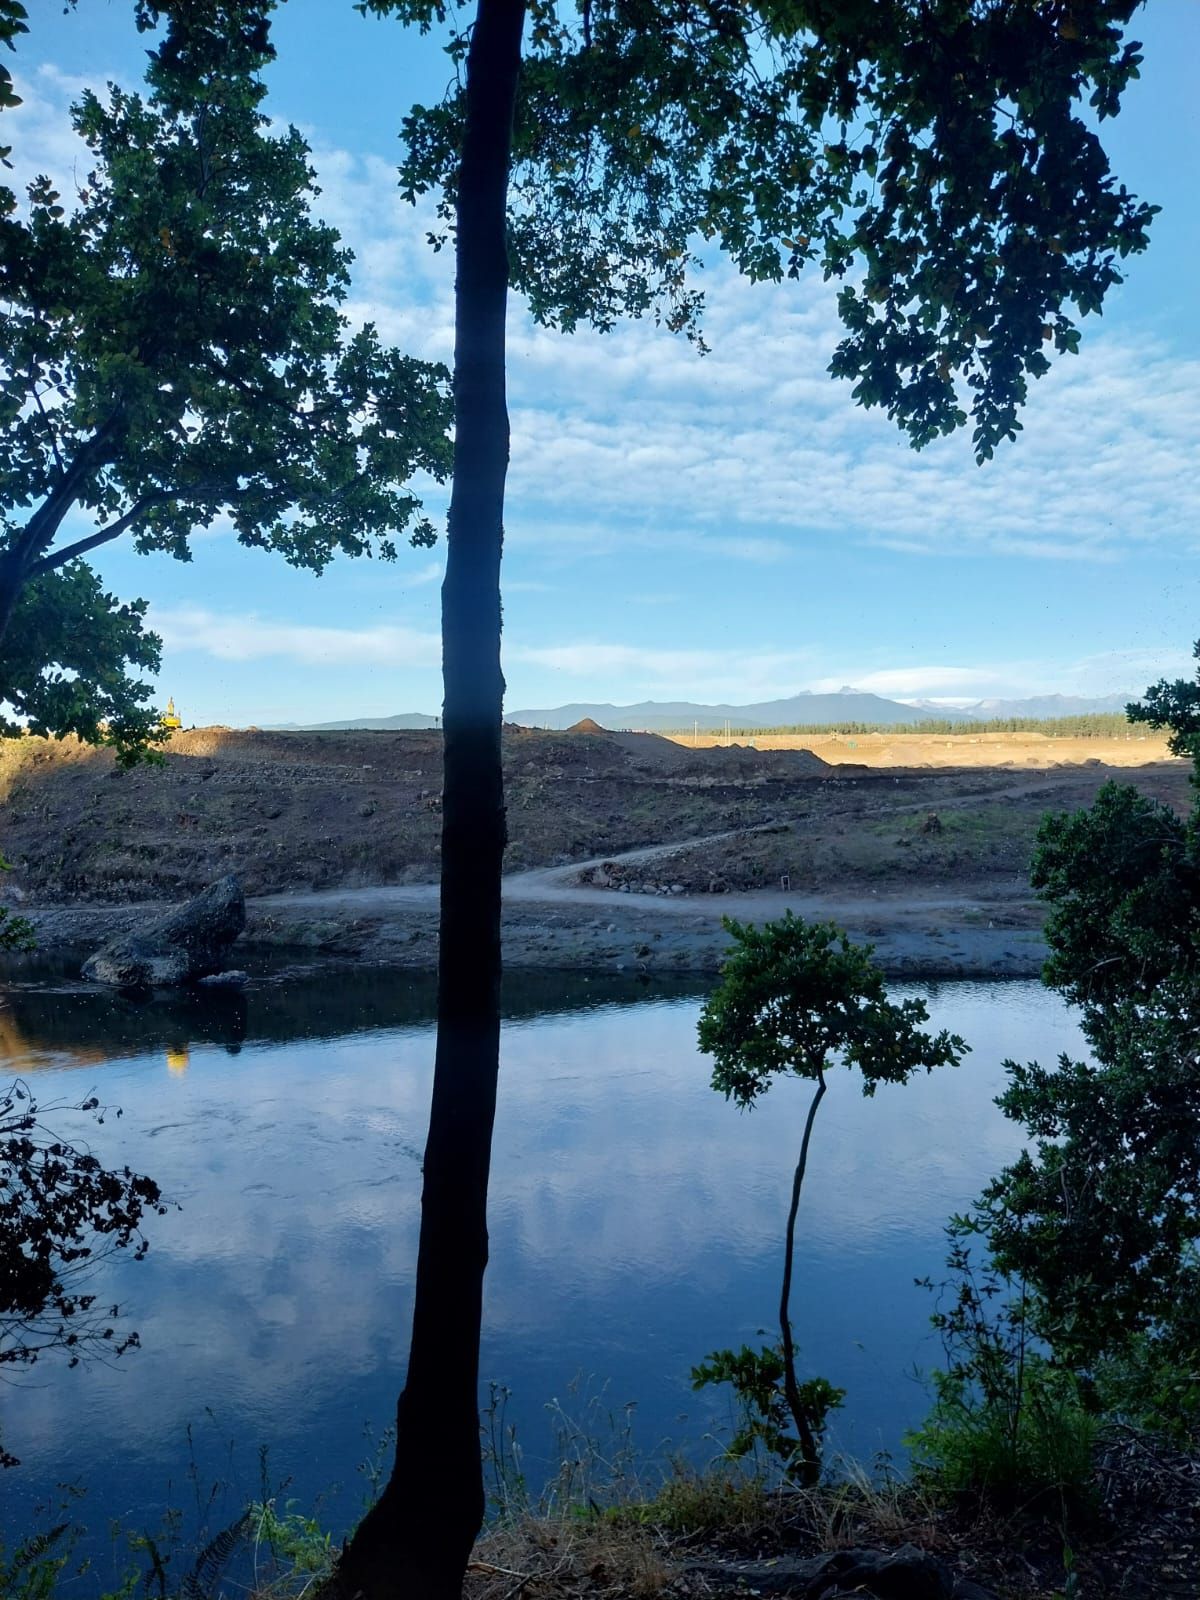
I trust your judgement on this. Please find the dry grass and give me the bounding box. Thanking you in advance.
[456,1463,1012,1600]
[467,1516,673,1600]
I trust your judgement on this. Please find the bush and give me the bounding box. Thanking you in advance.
[912,1231,1097,1513]
[910,1357,1097,1513]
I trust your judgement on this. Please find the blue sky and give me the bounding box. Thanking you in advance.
[14,1,1200,724]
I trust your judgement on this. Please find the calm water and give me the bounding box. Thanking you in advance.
[0,966,1084,1560]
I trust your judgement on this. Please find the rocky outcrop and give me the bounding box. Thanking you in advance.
[81,875,245,988]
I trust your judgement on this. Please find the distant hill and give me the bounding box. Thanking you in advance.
[958,693,1136,721]
[272,712,441,731]
[506,690,933,731]
[273,689,1139,734]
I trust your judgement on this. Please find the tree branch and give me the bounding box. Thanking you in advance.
[24,496,161,579]
[11,412,125,571]
[30,372,65,478]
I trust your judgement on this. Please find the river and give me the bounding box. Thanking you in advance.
[0,967,1084,1566]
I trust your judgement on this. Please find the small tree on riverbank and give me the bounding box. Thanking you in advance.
[694,914,965,1484]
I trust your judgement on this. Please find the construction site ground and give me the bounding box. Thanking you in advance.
[0,724,1186,980]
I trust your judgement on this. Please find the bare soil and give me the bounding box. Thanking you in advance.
[0,725,1188,978]
[579,765,1188,900]
[0,725,828,902]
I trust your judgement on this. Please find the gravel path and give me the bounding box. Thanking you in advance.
[24,820,1047,981]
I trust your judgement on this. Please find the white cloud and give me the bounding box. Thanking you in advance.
[280,123,1200,571]
[147,602,1192,704]
[814,665,1028,698]
[151,605,440,668]
[18,64,1195,580]
[499,285,1200,562]
[404,559,444,587]
[808,645,1196,703]
[4,65,101,201]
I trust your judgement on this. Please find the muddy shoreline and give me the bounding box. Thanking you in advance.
[20,882,1047,982]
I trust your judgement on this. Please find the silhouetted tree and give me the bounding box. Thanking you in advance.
[695,914,963,1483]
[339,0,1155,1589]
[975,644,1200,1427]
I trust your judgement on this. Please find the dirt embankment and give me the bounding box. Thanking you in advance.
[0,725,1188,979]
[0,724,828,904]
[574,766,1189,900]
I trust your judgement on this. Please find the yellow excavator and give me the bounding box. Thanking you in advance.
[160,696,182,730]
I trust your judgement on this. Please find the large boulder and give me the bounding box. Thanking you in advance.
[82,875,246,988]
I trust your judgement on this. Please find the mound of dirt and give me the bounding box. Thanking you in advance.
[0,724,836,903]
[606,729,698,768]
[567,717,609,735]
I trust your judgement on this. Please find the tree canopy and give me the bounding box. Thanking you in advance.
[696,914,964,1481]
[0,0,452,752]
[0,563,164,763]
[378,0,1156,461]
[700,913,965,1105]
[975,645,1200,1424]
[1129,639,1200,771]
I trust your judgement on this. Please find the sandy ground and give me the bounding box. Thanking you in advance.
[665,729,1173,766]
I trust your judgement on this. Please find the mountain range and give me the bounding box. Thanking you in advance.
[276,711,442,731]
[278,688,1137,733]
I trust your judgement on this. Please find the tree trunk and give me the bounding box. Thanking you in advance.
[0,548,25,649]
[779,1069,826,1485]
[336,2,525,1597]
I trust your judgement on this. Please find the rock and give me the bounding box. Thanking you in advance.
[683,1545,999,1600]
[82,876,245,988]
[198,969,249,987]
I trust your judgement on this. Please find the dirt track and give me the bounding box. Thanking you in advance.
[2,724,1187,979]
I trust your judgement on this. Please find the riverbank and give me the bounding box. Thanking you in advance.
[14,1438,1194,1600]
[459,1436,1200,1600]
[20,876,1047,981]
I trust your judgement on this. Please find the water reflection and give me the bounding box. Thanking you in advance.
[0,973,1084,1573]
[0,959,701,1067]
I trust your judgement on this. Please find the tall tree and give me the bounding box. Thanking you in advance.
[0,0,451,752]
[336,2,1155,1593]
[337,3,526,1594]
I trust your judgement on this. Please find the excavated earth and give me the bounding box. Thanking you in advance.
[0,724,1188,980]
